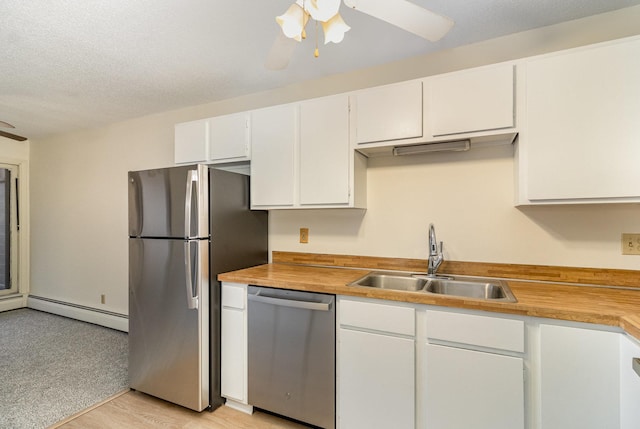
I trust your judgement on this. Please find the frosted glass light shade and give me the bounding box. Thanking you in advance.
[276,3,309,41]
[304,0,341,22]
[321,13,350,44]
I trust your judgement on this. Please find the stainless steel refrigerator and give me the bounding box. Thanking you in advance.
[128,164,267,411]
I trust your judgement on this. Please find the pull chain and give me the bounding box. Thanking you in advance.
[314,20,319,57]
[301,0,306,39]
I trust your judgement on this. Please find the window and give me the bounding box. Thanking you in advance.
[0,163,19,295]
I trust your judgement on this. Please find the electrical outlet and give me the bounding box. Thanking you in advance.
[621,233,640,255]
[300,228,309,244]
[101,294,106,304]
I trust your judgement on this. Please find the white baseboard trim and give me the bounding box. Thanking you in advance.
[0,294,27,312]
[27,295,129,332]
[224,399,254,415]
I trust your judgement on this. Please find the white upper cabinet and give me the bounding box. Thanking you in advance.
[426,63,515,137]
[208,112,250,163]
[250,104,297,208]
[250,95,366,210]
[518,36,640,204]
[174,118,209,163]
[353,65,518,156]
[175,112,250,164]
[354,80,423,144]
[299,95,350,206]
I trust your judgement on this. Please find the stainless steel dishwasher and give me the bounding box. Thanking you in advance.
[248,285,335,429]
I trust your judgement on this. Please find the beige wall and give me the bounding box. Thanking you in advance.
[270,145,640,268]
[29,6,640,316]
[30,116,175,314]
[0,136,30,160]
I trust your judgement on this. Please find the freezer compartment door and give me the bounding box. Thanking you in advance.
[129,238,209,411]
[128,164,208,238]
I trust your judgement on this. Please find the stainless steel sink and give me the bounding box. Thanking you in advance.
[422,277,517,302]
[348,272,517,302]
[348,272,428,292]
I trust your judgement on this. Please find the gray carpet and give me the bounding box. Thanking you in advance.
[0,308,128,428]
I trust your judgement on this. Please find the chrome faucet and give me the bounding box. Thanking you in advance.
[427,223,443,277]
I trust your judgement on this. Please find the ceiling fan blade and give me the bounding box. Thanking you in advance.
[265,32,299,71]
[0,120,15,128]
[343,0,454,42]
[0,130,27,141]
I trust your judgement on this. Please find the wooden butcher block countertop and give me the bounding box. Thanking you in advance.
[218,252,640,341]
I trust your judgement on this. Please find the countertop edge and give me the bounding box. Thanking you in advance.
[218,263,640,342]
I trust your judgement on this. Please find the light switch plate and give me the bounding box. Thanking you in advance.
[621,233,640,255]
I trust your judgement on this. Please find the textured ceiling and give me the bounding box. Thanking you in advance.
[2,0,640,140]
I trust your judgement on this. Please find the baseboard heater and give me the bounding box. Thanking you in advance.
[28,295,128,332]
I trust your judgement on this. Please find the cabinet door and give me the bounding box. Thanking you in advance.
[221,307,245,401]
[299,95,350,205]
[208,112,250,163]
[221,283,247,403]
[524,38,640,201]
[424,344,524,429]
[174,119,208,163]
[428,64,514,137]
[355,80,422,144]
[339,328,414,429]
[250,104,296,208]
[540,324,620,429]
[620,334,640,429]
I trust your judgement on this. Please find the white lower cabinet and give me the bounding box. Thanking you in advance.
[337,297,415,429]
[620,334,640,428]
[539,324,620,429]
[222,288,640,428]
[339,329,415,429]
[424,344,524,429]
[220,282,252,413]
[422,309,525,429]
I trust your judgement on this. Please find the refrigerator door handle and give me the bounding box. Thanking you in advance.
[184,169,198,239]
[184,241,199,310]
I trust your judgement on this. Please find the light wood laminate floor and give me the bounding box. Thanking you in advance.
[54,390,310,428]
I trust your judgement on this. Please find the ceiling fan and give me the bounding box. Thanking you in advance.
[0,121,27,142]
[266,0,454,70]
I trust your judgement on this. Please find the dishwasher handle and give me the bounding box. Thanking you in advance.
[248,289,332,312]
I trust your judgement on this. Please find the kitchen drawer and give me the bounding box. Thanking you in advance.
[339,297,415,336]
[425,309,524,352]
[222,282,246,309]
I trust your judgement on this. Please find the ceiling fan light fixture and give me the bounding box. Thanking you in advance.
[304,0,341,22]
[322,13,350,44]
[276,3,309,41]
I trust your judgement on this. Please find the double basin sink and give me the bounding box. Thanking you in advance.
[348,271,517,302]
